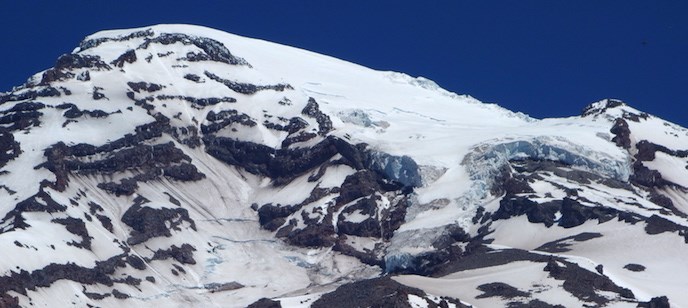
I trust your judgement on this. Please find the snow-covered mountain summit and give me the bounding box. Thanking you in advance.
[1,24,686,307]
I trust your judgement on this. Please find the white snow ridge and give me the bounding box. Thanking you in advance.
[0,25,686,307]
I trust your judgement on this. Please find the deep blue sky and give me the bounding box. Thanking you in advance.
[1,1,686,127]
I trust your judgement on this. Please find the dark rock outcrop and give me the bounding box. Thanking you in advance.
[127,81,164,93]
[493,196,559,227]
[0,253,133,300]
[476,282,530,299]
[58,103,111,119]
[263,117,308,134]
[281,132,317,148]
[183,73,202,82]
[201,109,255,134]
[203,135,338,183]
[507,300,565,308]
[644,215,685,235]
[51,217,92,250]
[0,128,21,167]
[610,118,632,149]
[247,298,282,308]
[92,87,107,100]
[493,195,645,229]
[301,98,332,136]
[121,200,197,245]
[0,293,20,308]
[39,133,205,194]
[126,255,146,271]
[55,53,111,70]
[312,276,467,308]
[204,71,292,95]
[336,197,383,238]
[535,232,603,253]
[79,29,155,51]
[112,289,130,299]
[0,189,68,233]
[543,258,635,305]
[157,94,236,108]
[139,33,249,66]
[0,103,43,131]
[623,263,646,272]
[39,69,74,85]
[73,141,190,172]
[0,86,61,104]
[421,245,635,306]
[581,99,625,117]
[630,162,667,188]
[149,244,197,264]
[111,49,137,67]
[39,54,111,84]
[637,296,671,308]
[163,163,205,181]
[431,247,551,277]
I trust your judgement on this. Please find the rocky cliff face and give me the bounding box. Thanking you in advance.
[0,25,686,307]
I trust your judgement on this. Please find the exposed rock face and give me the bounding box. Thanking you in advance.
[0,253,140,303]
[127,81,164,93]
[543,258,635,304]
[490,159,640,229]
[0,129,20,167]
[417,246,637,306]
[1,189,68,233]
[55,53,112,70]
[138,33,250,66]
[78,29,155,50]
[476,282,530,299]
[51,217,92,249]
[637,296,671,308]
[623,263,646,272]
[111,49,137,67]
[149,244,197,264]
[204,71,291,94]
[248,298,282,308]
[581,98,626,117]
[312,277,467,308]
[0,101,45,131]
[302,98,332,136]
[40,54,112,84]
[610,118,632,149]
[121,200,197,245]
